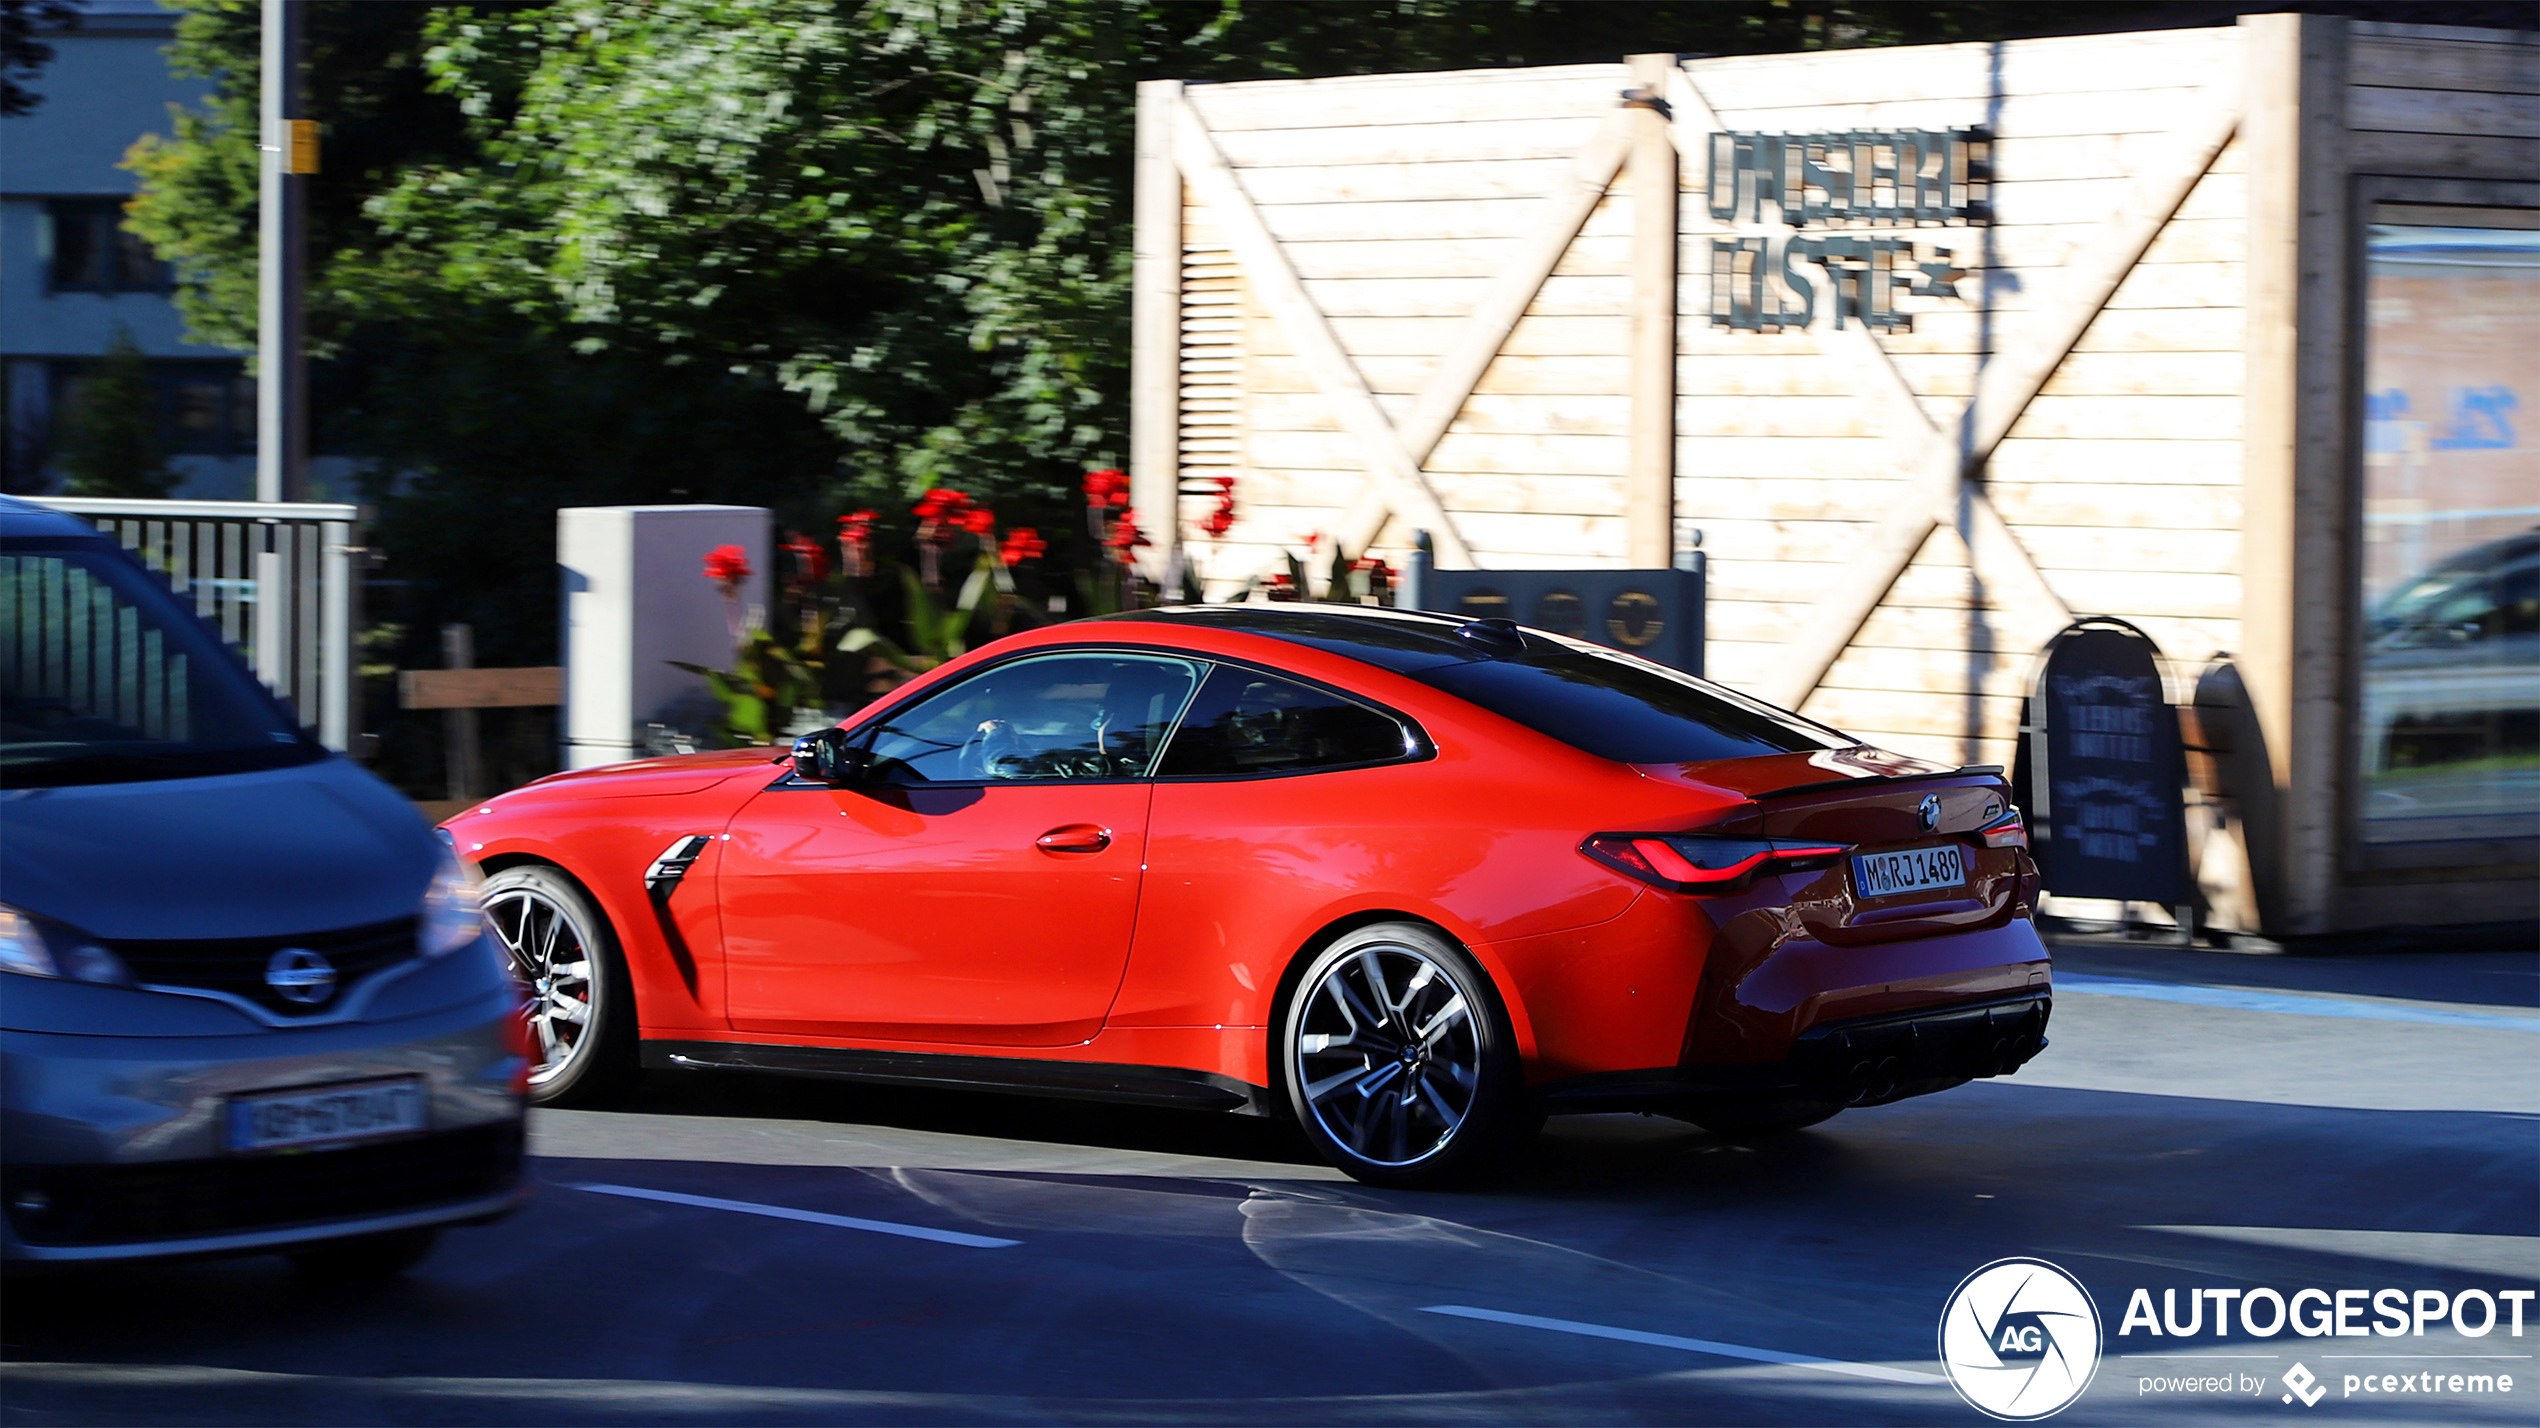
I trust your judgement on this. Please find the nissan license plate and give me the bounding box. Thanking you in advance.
[227,1077,426,1153]
[1852,844,1967,898]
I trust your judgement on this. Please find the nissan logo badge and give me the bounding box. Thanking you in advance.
[1918,794,1942,832]
[265,947,337,1006]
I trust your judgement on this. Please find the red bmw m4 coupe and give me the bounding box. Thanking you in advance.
[448,604,2050,1186]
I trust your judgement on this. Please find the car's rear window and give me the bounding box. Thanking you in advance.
[1412,648,1850,764]
[1107,603,1850,765]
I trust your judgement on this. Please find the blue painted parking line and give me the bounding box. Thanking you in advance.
[2055,974,2540,1033]
[1419,1305,1945,1385]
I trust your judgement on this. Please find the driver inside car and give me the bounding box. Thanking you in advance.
[964,702,1139,780]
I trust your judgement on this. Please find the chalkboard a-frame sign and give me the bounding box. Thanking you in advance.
[2016,617,2191,909]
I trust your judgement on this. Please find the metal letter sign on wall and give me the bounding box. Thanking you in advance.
[1707,128,1989,332]
[2016,618,2190,906]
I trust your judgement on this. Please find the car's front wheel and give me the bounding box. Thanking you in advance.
[483,864,635,1107]
[1280,923,1523,1188]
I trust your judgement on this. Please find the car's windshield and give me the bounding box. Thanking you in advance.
[2370,535,2540,648]
[1413,643,1852,764]
[863,652,1204,782]
[1,537,320,786]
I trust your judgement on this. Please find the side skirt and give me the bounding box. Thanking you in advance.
[641,1039,1276,1117]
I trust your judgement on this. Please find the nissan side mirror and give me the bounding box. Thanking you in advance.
[791,728,870,786]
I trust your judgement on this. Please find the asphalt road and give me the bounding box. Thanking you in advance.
[6,939,2535,1427]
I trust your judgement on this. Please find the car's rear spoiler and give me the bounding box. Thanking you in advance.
[1749,765,2005,801]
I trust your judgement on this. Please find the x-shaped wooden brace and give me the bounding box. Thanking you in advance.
[1660,65,2244,709]
[1173,100,1637,574]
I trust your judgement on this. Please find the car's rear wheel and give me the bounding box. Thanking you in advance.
[1280,923,1522,1188]
[483,864,634,1107]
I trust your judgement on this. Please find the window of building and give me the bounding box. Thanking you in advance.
[2356,203,2540,847]
[46,199,173,295]
[50,362,254,458]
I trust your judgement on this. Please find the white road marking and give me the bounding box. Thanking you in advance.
[1420,1304,1945,1386]
[569,1182,1020,1248]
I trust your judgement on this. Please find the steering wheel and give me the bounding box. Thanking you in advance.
[958,719,1033,779]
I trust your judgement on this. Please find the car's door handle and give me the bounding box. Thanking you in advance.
[1035,824,1112,854]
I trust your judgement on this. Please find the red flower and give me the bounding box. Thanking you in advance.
[835,510,878,579]
[781,530,829,586]
[959,506,996,536]
[1105,508,1150,565]
[1083,468,1129,508]
[701,544,752,589]
[1348,556,1391,576]
[1201,477,1237,539]
[998,527,1046,567]
[913,488,974,524]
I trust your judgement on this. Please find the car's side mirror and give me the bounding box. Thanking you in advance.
[791,728,870,786]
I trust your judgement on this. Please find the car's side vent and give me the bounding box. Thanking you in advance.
[644,835,717,898]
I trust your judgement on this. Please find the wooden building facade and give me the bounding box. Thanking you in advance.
[1127,14,2538,939]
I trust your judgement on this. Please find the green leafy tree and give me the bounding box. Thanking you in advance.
[126,0,2411,781]
[128,1,2072,535]
[57,326,179,498]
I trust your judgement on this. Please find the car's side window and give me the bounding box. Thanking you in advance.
[861,652,1203,784]
[1155,665,1415,778]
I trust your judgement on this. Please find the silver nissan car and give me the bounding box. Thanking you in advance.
[1,496,527,1276]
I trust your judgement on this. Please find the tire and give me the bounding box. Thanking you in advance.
[288,1228,439,1282]
[482,864,636,1107]
[1279,923,1524,1189]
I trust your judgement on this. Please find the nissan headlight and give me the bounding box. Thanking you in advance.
[0,903,135,986]
[418,848,489,958]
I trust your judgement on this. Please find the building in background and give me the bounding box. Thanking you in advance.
[1,0,254,497]
[1130,14,2537,939]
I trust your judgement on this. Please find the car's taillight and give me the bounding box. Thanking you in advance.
[1582,833,1850,893]
[1980,807,2028,849]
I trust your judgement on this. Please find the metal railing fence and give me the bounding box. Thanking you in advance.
[22,496,362,751]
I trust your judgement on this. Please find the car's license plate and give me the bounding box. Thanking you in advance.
[227,1077,426,1153]
[1852,845,1967,898]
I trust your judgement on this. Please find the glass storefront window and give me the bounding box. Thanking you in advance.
[2357,206,2540,845]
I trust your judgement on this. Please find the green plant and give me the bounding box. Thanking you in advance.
[668,545,823,746]
[57,326,178,498]
[838,489,1029,675]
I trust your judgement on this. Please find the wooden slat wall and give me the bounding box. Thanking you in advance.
[2348,22,2540,179]
[1178,64,1629,585]
[1165,22,2533,785]
[1676,28,2245,770]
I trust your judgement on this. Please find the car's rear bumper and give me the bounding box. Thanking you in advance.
[1533,988,2051,1115]
[1532,909,2053,1116]
[1,988,528,1262]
